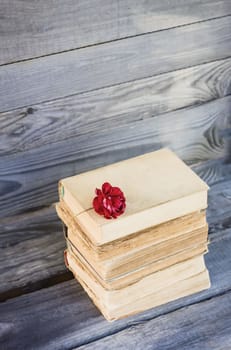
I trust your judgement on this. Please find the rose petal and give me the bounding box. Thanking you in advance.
[120,202,126,211]
[102,182,112,195]
[93,197,100,212]
[111,212,118,218]
[111,197,122,208]
[93,197,104,215]
[95,188,102,196]
[103,198,112,212]
[103,207,112,219]
[110,187,123,196]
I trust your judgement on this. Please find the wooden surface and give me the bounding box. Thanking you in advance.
[77,292,231,350]
[1,1,231,348]
[1,16,231,112]
[0,206,71,302]
[1,57,231,156]
[1,0,230,65]
[1,96,230,218]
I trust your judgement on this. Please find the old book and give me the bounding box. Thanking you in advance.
[59,148,209,245]
[56,202,207,260]
[66,238,208,290]
[56,202,208,280]
[67,232,207,289]
[66,225,208,283]
[64,250,210,321]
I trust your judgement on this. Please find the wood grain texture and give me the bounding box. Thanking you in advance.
[1,1,231,65]
[0,206,72,301]
[1,16,231,112]
[0,95,230,218]
[0,160,230,301]
[0,205,60,246]
[0,210,231,349]
[1,57,231,156]
[77,292,231,350]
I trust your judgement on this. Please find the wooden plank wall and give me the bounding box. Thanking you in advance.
[0,1,231,300]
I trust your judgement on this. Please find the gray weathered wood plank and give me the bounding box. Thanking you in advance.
[0,161,230,301]
[77,292,231,350]
[1,16,231,112]
[1,1,231,65]
[0,206,72,301]
[1,57,231,156]
[0,205,59,246]
[0,96,230,217]
[0,212,231,349]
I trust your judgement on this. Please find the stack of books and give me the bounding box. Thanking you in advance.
[56,148,210,321]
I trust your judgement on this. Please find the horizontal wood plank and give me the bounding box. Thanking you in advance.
[1,1,231,65]
[0,205,60,247]
[0,206,72,301]
[0,96,230,218]
[1,16,231,112]
[0,207,231,349]
[0,161,230,301]
[1,57,231,156]
[77,292,231,350]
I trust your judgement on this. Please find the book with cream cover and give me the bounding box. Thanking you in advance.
[59,148,209,245]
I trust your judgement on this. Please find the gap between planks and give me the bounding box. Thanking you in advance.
[1,16,231,112]
[1,14,230,69]
[1,55,231,115]
[0,94,230,217]
[0,55,230,121]
[1,0,231,66]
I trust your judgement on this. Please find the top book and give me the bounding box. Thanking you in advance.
[59,148,209,245]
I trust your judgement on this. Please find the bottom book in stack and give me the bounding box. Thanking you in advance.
[64,250,210,321]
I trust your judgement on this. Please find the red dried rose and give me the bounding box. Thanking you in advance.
[93,182,126,219]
